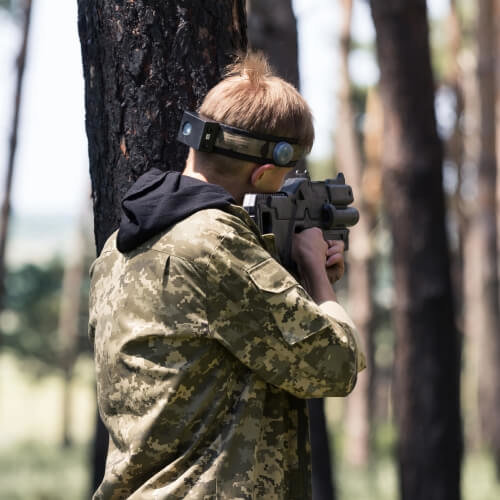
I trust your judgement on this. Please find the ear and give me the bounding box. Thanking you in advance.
[250,163,274,187]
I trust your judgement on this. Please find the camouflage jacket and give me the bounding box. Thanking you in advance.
[89,204,365,499]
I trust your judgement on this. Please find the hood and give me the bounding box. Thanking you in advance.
[116,169,234,253]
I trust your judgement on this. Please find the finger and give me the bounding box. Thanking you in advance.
[326,253,343,267]
[327,240,345,251]
[327,244,344,256]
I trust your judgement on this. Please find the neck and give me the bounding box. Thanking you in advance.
[182,151,251,204]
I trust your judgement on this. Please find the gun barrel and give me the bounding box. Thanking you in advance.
[323,204,359,228]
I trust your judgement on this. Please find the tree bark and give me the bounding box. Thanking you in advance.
[78,0,247,253]
[476,0,500,475]
[77,0,247,492]
[369,1,463,499]
[336,0,376,467]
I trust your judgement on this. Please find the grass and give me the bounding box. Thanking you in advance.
[1,440,498,500]
[0,442,91,500]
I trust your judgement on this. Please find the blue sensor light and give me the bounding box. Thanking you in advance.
[182,122,193,136]
[273,142,294,166]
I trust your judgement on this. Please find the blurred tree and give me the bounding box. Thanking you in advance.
[0,259,91,373]
[443,0,484,454]
[369,1,463,499]
[59,219,89,449]
[0,0,32,345]
[336,0,377,467]
[77,0,247,491]
[248,2,335,498]
[474,0,500,475]
[444,0,466,307]
[246,0,299,89]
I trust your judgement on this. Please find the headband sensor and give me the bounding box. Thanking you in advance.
[176,111,308,166]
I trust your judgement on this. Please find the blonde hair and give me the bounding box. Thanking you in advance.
[199,52,314,152]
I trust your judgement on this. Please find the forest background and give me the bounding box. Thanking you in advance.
[1,0,500,499]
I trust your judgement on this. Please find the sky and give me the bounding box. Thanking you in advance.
[0,0,449,219]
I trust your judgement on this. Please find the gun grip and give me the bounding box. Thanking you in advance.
[322,229,349,251]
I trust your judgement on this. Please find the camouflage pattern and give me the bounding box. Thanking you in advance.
[89,204,365,499]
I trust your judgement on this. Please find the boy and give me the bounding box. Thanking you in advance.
[89,52,365,499]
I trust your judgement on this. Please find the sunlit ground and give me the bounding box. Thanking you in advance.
[1,354,499,500]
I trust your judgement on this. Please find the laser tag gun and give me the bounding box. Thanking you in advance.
[242,174,360,271]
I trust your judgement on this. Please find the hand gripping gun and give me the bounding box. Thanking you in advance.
[243,173,360,271]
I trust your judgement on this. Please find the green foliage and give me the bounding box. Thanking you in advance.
[0,259,91,377]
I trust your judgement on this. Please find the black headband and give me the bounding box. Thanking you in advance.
[176,111,309,166]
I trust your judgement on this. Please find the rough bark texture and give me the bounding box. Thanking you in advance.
[476,0,500,474]
[77,0,247,491]
[336,0,375,466]
[369,1,463,499]
[246,0,299,88]
[78,0,247,254]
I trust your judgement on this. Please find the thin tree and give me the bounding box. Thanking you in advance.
[77,0,247,491]
[336,0,376,467]
[58,216,87,448]
[369,1,463,499]
[445,0,483,452]
[475,0,500,474]
[246,0,299,89]
[0,0,33,329]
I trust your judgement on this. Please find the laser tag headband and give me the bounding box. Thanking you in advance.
[176,111,309,167]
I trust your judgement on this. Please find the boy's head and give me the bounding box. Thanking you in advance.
[185,52,314,197]
[199,52,314,151]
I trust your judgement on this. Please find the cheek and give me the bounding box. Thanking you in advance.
[275,169,293,188]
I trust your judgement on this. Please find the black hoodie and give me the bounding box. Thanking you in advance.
[116,169,235,253]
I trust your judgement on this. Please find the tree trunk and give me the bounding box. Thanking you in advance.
[78,0,247,253]
[0,0,32,327]
[476,0,500,475]
[445,0,466,319]
[445,0,482,453]
[247,3,335,497]
[246,0,299,88]
[369,1,463,499]
[336,0,376,467]
[77,0,247,492]
[308,398,335,500]
[58,222,86,448]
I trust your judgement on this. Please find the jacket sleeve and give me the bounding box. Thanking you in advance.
[206,225,366,399]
